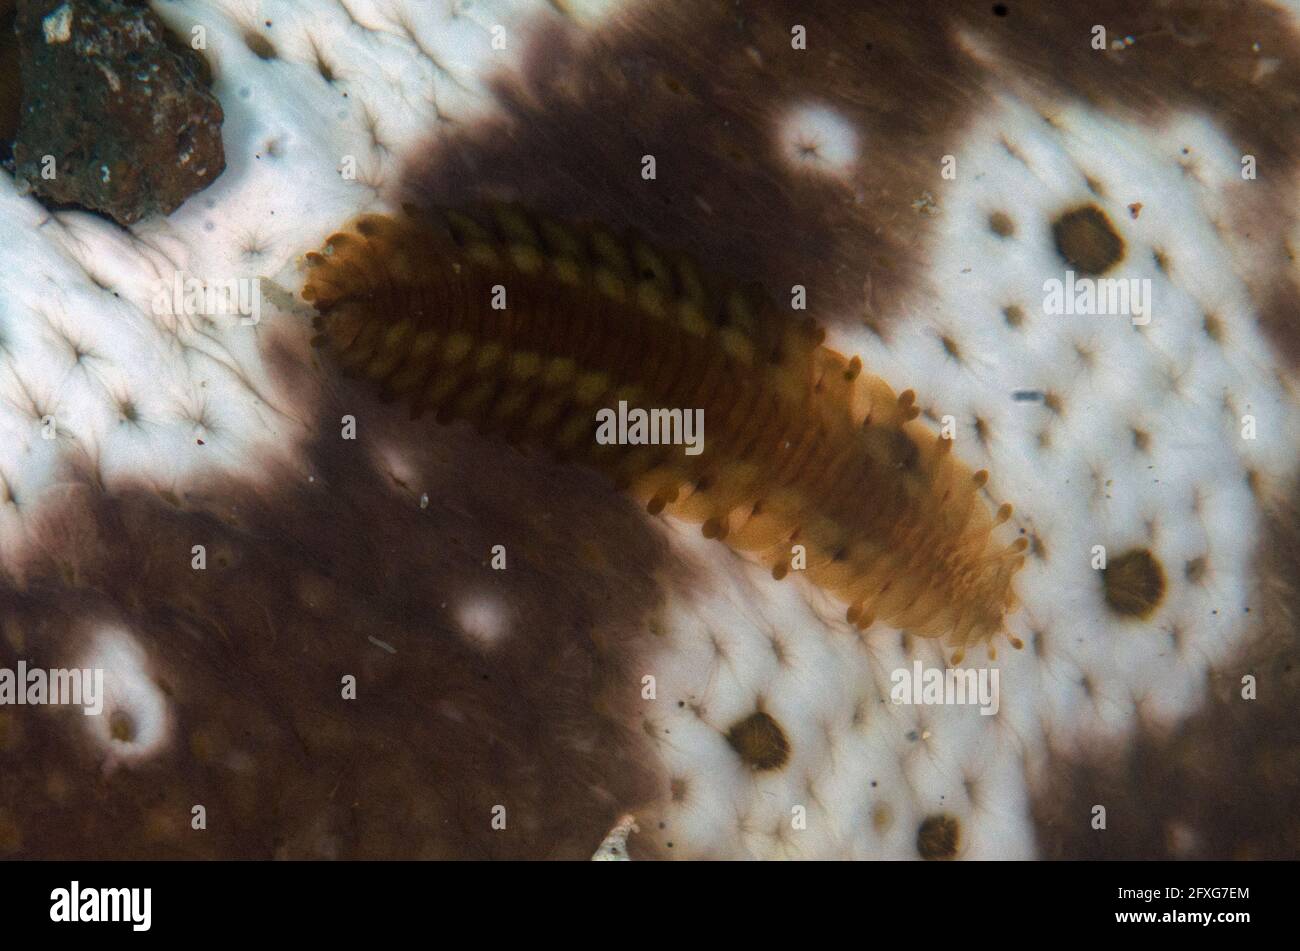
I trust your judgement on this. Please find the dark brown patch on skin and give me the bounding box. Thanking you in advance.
[0,808,20,854]
[1102,547,1166,619]
[243,28,277,61]
[964,1,1300,171]
[310,41,336,84]
[916,813,961,859]
[399,2,991,337]
[0,340,669,858]
[988,211,1014,237]
[726,710,790,771]
[1034,485,1300,859]
[1151,248,1169,275]
[1051,204,1125,275]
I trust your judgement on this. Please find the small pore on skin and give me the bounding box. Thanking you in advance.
[1203,313,1225,343]
[916,813,961,859]
[109,709,136,743]
[725,710,790,771]
[1051,204,1125,275]
[776,103,859,177]
[1102,547,1166,619]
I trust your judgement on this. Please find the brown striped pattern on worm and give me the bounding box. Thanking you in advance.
[301,205,1026,661]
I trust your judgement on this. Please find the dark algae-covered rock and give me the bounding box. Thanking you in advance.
[0,0,18,163]
[11,0,224,224]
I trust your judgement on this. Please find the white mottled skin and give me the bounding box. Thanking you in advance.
[0,0,1296,858]
[777,104,860,178]
[646,96,1298,858]
[78,625,173,770]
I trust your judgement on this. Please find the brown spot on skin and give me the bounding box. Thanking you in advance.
[1185,555,1208,584]
[871,802,893,833]
[1051,204,1125,275]
[966,0,1300,362]
[1003,304,1025,327]
[1246,468,1262,498]
[916,813,961,859]
[1028,533,1047,560]
[726,710,790,771]
[1102,547,1166,619]
[988,211,1015,237]
[1203,313,1225,343]
[1035,486,1300,859]
[243,29,277,61]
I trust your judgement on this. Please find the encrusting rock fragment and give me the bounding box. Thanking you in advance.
[11,0,224,224]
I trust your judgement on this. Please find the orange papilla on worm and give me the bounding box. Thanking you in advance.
[301,204,1026,660]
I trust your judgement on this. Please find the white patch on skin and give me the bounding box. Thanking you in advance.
[643,523,1037,860]
[1276,0,1300,31]
[0,0,558,566]
[540,0,630,25]
[454,595,510,650]
[777,104,860,176]
[849,95,1297,735]
[591,813,638,860]
[78,626,171,769]
[636,94,1298,860]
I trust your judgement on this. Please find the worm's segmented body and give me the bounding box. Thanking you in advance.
[302,205,1026,660]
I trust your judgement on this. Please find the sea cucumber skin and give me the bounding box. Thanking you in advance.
[301,206,1026,660]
